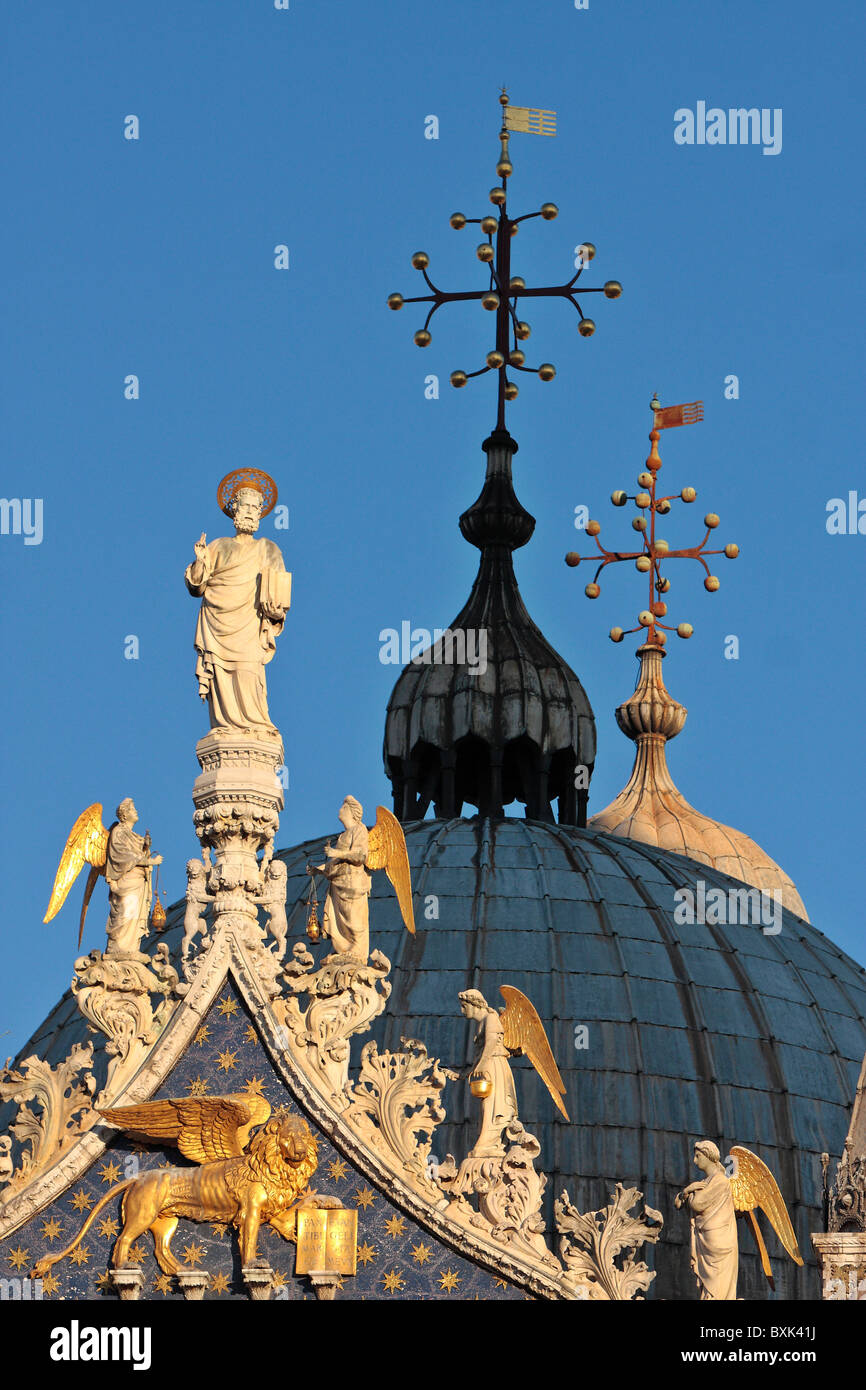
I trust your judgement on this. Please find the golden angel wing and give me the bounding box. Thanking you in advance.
[44,803,110,923]
[366,805,415,935]
[729,1145,803,1268]
[100,1094,272,1164]
[499,985,569,1119]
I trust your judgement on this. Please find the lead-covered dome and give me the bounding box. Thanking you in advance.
[271,816,865,1300]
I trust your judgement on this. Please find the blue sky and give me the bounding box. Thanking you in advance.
[1,0,864,1052]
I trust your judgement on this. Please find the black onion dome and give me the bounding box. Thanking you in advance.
[385,431,596,824]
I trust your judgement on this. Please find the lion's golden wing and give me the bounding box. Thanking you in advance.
[44,803,109,923]
[729,1145,803,1266]
[499,985,569,1120]
[366,806,415,935]
[100,1095,271,1163]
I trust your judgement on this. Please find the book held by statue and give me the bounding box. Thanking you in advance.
[258,567,292,615]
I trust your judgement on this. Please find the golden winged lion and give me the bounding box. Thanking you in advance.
[33,1095,337,1278]
[309,796,415,961]
[43,798,162,950]
[458,985,568,1161]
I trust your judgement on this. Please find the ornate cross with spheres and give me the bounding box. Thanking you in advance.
[387,90,623,431]
[565,396,740,647]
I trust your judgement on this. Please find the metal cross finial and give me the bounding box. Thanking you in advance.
[387,92,623,432]
[564,397,739,647]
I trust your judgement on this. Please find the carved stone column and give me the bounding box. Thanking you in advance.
[812,1233,866,1300]
[187,732,287,997]
[242,1263,274,1300]
[193,731,284,910]
[309,1273,341,1300]
[177,1269,210,1300]
[111,1267,146,1301]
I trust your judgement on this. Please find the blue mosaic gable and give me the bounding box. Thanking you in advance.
[0,976,528,1301]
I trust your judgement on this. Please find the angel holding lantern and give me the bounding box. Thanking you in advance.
[459,987,569,1161]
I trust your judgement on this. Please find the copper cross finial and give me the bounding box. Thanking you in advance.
[565,397,739,647]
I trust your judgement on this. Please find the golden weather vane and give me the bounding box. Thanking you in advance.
[387,90,622,431]
[564,395,739,646]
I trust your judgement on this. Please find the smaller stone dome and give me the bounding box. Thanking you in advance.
[590,641,808,919]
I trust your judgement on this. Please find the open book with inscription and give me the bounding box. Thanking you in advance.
[295,1207,358,1276]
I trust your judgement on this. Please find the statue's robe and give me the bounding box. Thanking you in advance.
[321,823,372,960]
[688,1170,739,1300]
[468,1011,518,1159]
[185,535,286,735]
[104,823,151,955]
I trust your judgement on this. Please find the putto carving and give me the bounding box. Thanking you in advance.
[33,1096,341,1291]
[0,1136,13,1187]
[675,1139,803,1300]
[308,798,415,962]
[182,858,214,964]
[555,1184,664,1300]
[276,944,393,1104]
[0,1042,96,1196]
[259,860,289,959]
[44,799,163,953]
[343,1038,451,1196]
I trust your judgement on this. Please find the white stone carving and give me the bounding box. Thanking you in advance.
[343,1038,451,1197]
[184,478,289,739]
[274,944,392,1105]
[0,1042,96,1195]
[71,944,179,1104]
[438,1119,558,1267]
[555,1183,663,1301]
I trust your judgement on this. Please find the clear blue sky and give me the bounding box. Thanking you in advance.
[1,0,864,1053]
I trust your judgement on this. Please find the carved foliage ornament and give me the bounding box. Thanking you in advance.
[555,1184,664,1301]
[0,1043,96,1196]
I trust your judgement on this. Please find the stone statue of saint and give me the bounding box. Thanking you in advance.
[675,1140,739,1300]
[185,470,290,737]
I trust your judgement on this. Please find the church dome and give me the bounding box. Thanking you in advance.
[266,816,864,1301]
[590,642,808,919]
[15,815,865,1301]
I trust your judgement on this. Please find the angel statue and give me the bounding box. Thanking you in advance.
[675,1139,804,1299]
[458,986,568,1161]
[43,800,163,955]
[185,469,291,738]
[33,1095,341,1279]
[307,797,415,962]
